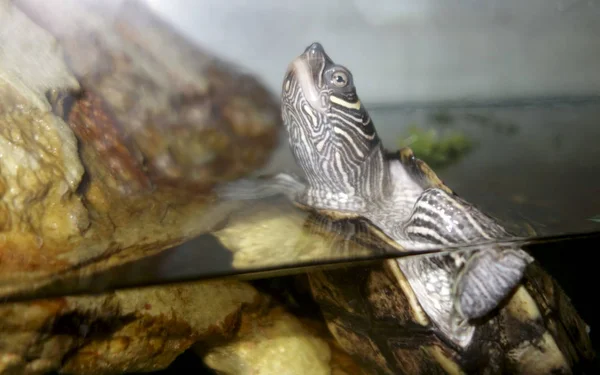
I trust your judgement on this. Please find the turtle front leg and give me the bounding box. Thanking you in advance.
[397,245,534,348]
[401,187,535,323]
[453,245,534,320]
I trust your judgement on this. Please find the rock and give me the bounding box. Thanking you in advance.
[0,280,261,374]
[0,0,281,297]
[200,306,366,375]
[0,1,295,373]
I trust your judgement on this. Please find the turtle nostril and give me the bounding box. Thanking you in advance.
[305,42,324,54]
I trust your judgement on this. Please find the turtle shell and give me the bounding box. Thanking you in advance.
[303,148,595,374]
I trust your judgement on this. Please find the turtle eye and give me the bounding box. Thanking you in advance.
[331,71,348,88]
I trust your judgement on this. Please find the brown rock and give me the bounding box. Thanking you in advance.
[0,1,290,373]
[0,0,281,297]
[0,280,261,375]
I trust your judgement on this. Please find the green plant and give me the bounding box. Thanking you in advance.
[398,125,474,169]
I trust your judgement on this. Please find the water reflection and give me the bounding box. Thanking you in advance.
[4,225,599,303]
[2,101,599,301]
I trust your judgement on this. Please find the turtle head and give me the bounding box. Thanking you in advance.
[281,42,385,203]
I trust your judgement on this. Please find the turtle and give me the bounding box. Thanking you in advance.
[218,42,596,374]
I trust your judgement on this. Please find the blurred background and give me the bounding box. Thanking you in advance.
[142,0,600,236]
[146,0,600,105]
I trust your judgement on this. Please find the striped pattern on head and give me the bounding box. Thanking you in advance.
[281,42,389,205]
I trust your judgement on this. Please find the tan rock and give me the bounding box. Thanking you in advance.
[0,0,281,297]
[1,280,261,374]
[201,306,366,375]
